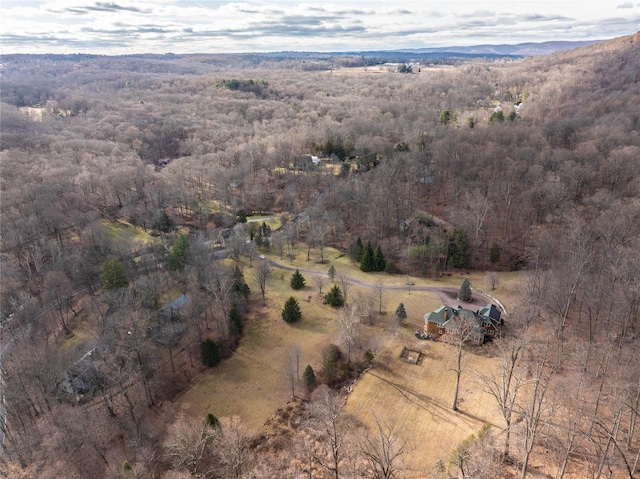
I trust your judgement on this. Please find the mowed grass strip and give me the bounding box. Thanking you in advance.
[344,328,504,477]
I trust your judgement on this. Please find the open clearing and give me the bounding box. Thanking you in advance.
[176,248,513,469]
[344,327,503,477]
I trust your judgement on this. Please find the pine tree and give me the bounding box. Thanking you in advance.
[100,258,128,290]
[201,339,221,367]
[490,243,501,264]
[260,221,272,237]
[321,344,342,385]
[448,230,469,269]
[282,296,302,323]
[360,241,375,272]
[395,302,407,325]
[207,413,220,429]
[458,278,472,302]
[324,285,344,307]
[373,245,386,271]
[169,234,190,271]
[349,237,364,263]
[290,269,306,290]
[229,305,243,338]
[303,364,317,392]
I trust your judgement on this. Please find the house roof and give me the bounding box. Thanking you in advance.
[478,303,502,325]
[425,303,502,339]
[158,294,189,319]
[424,305,451,325]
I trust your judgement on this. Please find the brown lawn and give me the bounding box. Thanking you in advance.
[175,251,517,470]
[344,328,504,477]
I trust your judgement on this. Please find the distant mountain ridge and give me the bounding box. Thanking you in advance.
[400,40,600,56]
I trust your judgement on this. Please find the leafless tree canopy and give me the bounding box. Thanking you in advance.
[1,34,639,478]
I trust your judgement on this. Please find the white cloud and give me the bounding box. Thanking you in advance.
[0,1,638,54]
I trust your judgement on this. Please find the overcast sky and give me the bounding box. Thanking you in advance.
[1,1,638,54]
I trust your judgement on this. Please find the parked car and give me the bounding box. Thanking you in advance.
[414,330,434,340]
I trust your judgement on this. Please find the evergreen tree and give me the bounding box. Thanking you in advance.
[290,269,306,290]
[458,278,472,302]
[490,243,501,264]
[448,230,469,269]
[201,339,221,367]
[373,245,386,271]
[348,237,363,263]
[254,228,263,247]
[489,110,505,122]
[321,344,342,385]
[235,209,248,223]
[229,305,243,338]
[303,364,317,392]
[360,241,375,272]
[324,285,344,307]
[260,221,272,237]
[151,209,174,232]
[100,258,128,290]
[395,302,407,326]
[233,267,251,298]
[207,413,220,429]
[328,265,336,281]
[282,296,302,323]
[439,109,452,126]
[169,234,190,271]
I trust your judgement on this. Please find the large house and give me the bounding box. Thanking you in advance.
[424,303,503,345]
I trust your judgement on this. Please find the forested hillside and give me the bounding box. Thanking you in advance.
[1,33,639,478]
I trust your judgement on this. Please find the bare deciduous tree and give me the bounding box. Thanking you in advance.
[476,330,527,460]
[338,273,351,305]
[164,413,216,475]
[338,304,360,364]
[516,334,560,479]
[216,416,253,479]
[360,416,411,479]
[485,271,499,291]
[308,388,351,479]
[313,274,325,294]
[446,309,480,411]
[254,260,272,306]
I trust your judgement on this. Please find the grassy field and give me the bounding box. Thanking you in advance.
[176,262,343,432]
[101,219,158,249]
[344,326,504,477]
[176,246,519,468]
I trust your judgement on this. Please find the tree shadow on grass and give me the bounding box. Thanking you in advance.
[365,370,493,430]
